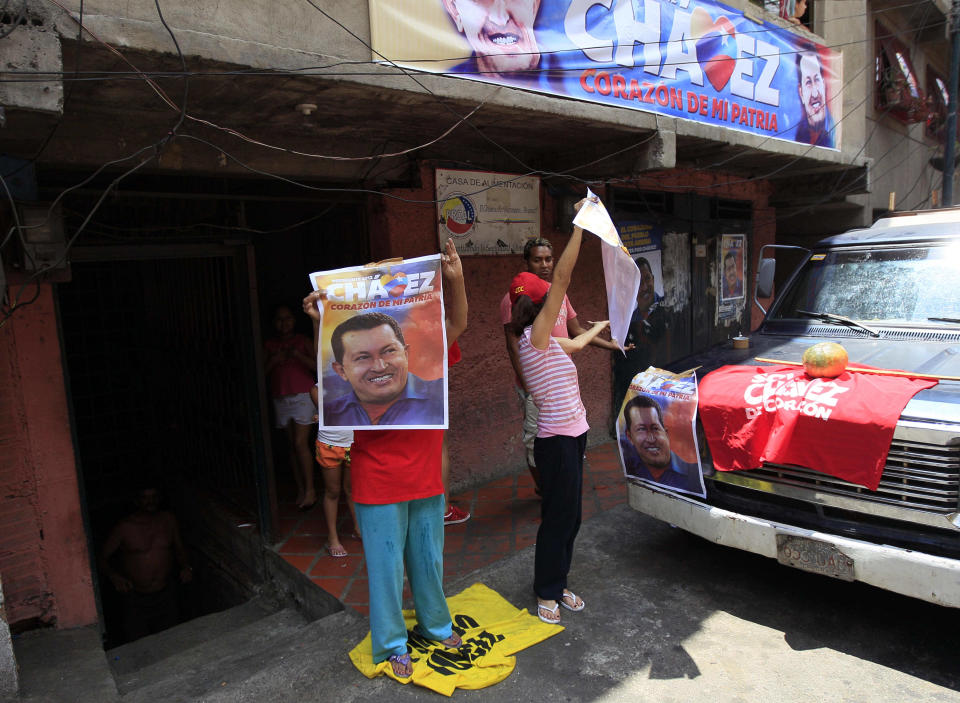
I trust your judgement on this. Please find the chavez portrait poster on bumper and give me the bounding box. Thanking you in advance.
[617,367,706,498]
[308,254,448,431]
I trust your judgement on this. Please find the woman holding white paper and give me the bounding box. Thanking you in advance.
[508,198,609,624]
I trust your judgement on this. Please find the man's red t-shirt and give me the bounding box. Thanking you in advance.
[349,430,444,504]
[350,342,456,504]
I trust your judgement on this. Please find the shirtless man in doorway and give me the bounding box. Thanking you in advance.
[100,484,193,642]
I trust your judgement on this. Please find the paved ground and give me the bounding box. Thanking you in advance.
[232,502,960,702]
[264,443,960,702]
[14,441,960,701]
[275,442,627,615]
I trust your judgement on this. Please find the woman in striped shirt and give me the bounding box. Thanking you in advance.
[508,204,610,625]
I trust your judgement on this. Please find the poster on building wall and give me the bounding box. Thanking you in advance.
[718,233,745,320]
[619,220,665,305]
[617,366,705,498]
[308,255,448,430]
[369,0,842,149]
[436,169,540,255]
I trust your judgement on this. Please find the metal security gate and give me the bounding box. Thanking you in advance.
[59,245,268,529]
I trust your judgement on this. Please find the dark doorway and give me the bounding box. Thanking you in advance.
[52,173,367,647]
[609,188,752,416]
[59,248,264,646]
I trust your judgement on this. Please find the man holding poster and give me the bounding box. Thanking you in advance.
[303,238,468,680]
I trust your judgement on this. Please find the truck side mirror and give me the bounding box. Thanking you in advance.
[757,258,776,299]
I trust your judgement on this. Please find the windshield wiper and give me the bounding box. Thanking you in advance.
[929,317,960,324]
[797,310,881,337]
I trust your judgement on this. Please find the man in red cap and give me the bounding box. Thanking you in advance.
[500,237,620,492]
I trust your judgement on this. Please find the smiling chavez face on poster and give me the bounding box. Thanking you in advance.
[368,0,842,149]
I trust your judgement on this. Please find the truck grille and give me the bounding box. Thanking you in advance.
[747,439,960,513]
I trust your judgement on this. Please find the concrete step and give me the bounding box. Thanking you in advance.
[107,597,280,679]
[115,607,309,701]
[199,609,384,703]
[14,625,119,703]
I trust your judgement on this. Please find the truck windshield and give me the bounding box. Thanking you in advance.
[771,244,960,324]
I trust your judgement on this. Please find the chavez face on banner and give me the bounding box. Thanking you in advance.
[308,254,448,430]
[368,0,842,149]
[617,366,706,497]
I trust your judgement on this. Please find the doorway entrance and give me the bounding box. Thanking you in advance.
[53,175,367,646]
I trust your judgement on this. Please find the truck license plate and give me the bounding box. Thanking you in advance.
[775,534,855,581]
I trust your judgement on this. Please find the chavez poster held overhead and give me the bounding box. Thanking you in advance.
[369,0,842,149]
[308,255,448,430]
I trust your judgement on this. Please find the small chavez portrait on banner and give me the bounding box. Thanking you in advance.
[441,0,542,79]
[324,312,444,427]
[795,47,835,148]
[620,395,701,494]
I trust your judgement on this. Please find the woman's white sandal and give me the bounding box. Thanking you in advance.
[537,601,561,624]
[560,590,584,612]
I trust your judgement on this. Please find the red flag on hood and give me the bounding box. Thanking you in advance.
[698,364,937,490]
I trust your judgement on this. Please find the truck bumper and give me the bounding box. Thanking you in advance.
[628,482,960,608]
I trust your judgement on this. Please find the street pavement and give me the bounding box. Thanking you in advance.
[255,499,960,701]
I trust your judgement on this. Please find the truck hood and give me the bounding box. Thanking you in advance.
[676,333,960,425]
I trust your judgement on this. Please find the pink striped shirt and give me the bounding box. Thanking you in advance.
[517,328,589,438]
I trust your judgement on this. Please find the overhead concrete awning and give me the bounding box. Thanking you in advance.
[0,14,867,206]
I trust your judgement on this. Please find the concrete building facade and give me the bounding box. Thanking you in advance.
[0,0,952,646]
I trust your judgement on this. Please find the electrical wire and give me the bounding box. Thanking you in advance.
[12,0,935,190]
[2,0,942,324]
[4,0,941,83]
[0,0,187,326]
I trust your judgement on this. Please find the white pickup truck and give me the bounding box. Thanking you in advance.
[628,208,960,606]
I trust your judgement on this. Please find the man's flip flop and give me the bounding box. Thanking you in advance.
[560,590,585,612]
[536,601,561,624]
[431,632,462,650]
[387,653,412,678]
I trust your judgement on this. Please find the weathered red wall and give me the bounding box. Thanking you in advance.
[368,165,774,490]
[369,165,614,488]
[0,284,96,628]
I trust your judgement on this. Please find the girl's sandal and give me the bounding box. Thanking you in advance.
[560,590,585,612]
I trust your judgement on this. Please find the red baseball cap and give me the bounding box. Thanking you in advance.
[509,272,550,305]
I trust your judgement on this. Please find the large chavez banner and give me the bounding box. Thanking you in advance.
[369,0,842,149]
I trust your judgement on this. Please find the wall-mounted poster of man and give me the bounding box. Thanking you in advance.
[617,367,705,498]
[720,234,746,303]
[308,255,447,430]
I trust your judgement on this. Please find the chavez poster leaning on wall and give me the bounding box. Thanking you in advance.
[369,0,842,149]
[308,255,448,430]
